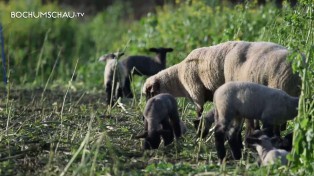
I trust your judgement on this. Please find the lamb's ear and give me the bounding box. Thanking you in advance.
[270,136,282,144]
[148,48,158,52]
[246,137,261,145]
[135,131,148,138]
[99,54,114,62]
[114,52,124,58]
[165,48,174,52]
[251,129,267,138]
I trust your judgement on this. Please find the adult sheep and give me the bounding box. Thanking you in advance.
[143,41,300,134]
[99,52,126,105]
[122,47,173,98]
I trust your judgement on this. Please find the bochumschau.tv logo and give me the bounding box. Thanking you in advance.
[11,11,85,19]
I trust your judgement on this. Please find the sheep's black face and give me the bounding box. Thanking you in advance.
[144,131,161,149]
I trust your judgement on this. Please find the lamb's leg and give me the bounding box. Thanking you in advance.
[117,87,123,99]
[215,123,226,163]
[105,82,112,105]
[228,119,243,160]
[169,107,182,138]
[123,77,133,98]
[273,125,281,137]
[160,119,174,146]
[144,119,148,131]
[255,120,260,130]
[262,122,276,137]
[244,119,254,147]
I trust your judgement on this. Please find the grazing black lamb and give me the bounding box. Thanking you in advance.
[122,47,173,98]
[212,81,298,163]
[135,93,186,149]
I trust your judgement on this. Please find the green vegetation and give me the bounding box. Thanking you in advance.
[0,0,313,175]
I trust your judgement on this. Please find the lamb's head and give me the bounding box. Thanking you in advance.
[246,129,289,150]
[246,132,280,152]
[99,52,124,62]
[135,129,170,149]
[142,77,161,100]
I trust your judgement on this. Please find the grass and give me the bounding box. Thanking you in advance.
[0,83,295,175]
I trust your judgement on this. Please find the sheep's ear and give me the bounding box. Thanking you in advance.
[246,137,261,145]
[148,48,158,52]
[165,48,174,52]
[135,131,148,138]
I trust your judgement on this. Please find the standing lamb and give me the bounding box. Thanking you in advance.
[135,93,185,149]
[99,52,127,105]
[143,41,300,135]
[246,134,289,166]
[213,81,298,163]
[122,47,173,98]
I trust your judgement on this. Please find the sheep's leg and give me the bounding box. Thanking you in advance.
[193,96,204,118]
[160,119,174,146]
[123,77,133,98]
[228,119,243,160]
[105,82,112,105]
[215,123,227,163]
